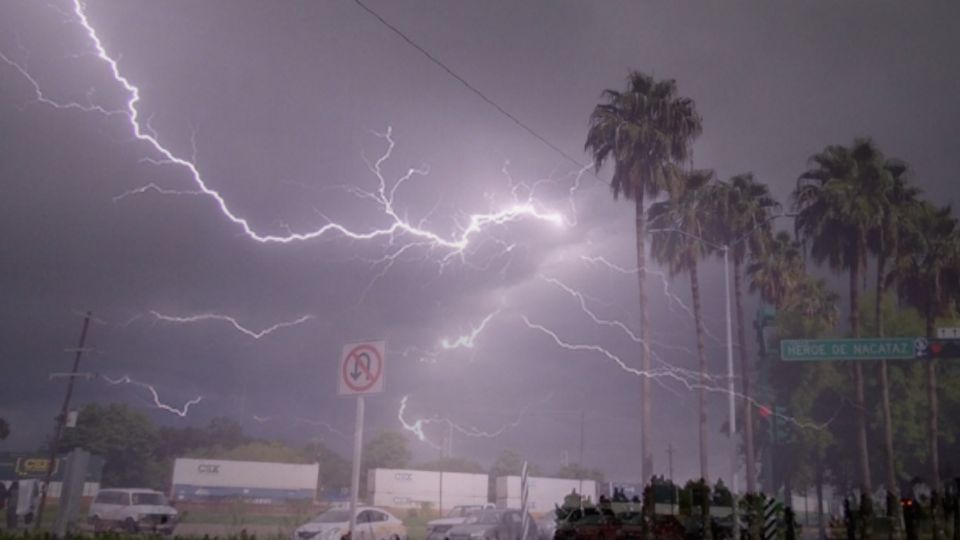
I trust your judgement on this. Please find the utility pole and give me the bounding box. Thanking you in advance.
[667,444,676,515]
[36,311,92,530]
[667,443,675,482]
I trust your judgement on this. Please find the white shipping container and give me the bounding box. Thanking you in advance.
[495,476,596,512]
[172,458,318,491]
[367,468,488,509]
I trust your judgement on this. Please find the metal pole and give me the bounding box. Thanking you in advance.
[578,410,585,500]
[724,248,740,540]
[668,444,676,515]
[349,395,365,540]
[36,311,92,530]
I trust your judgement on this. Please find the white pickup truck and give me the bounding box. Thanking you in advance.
[426,504,496,540]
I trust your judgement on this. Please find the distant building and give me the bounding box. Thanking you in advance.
[0,452,104,498]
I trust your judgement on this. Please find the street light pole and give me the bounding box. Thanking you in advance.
[724,246,740,540]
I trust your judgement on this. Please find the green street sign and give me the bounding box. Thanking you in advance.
[780,338,918,361]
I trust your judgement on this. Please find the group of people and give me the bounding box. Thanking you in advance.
[0,480,41,529]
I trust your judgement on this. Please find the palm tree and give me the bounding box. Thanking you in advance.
[649,169,715,485]
[746,231,804,308]
[868,158,921,540]
[585,71,702,482]
[709,173,781,495]
[794,139,889,537]
[893,202,960,540]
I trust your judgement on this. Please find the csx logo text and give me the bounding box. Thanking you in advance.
[198,464,220,474]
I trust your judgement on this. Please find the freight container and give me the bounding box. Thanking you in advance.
[367,468,488,510]
[495,476,596,512]
[171,458,318,502]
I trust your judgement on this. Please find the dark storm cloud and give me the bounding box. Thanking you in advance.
[1,0,958,482]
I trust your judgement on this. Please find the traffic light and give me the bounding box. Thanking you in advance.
[919,339,960,359]
[765,405,791,444]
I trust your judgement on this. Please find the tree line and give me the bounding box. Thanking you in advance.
[54,403,604,494]
[586,70,959,539]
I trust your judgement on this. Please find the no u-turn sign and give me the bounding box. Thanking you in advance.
[338,341,386,396]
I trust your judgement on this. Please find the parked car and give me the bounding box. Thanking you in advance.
[615,512,685,540]
[446,508,538,540]
[293,506,407,540]
[87,488,178,534]
[552,507,619,540]
[427,504,496,540]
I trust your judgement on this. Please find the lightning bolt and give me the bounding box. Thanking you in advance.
[439,309,501,350]
[519,316,830,431]
[149,311,315,339]
[580,255,726,347]
[398,395,444,450]
[402,308,502,363]
[539,274,721,385]
[398,394,542,449]
[293,417,351,440]
[6,2,566,260]
[101,375,202,417]
[113,183,204,203]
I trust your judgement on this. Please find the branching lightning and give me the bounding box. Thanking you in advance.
[403,308,502,363]
[439,309,501,350]
[149,311,315,339]
[398,394,543,449]
[4,1,567,262]
[101,375,202,417]
[520,315,830,431]
[580,255,726,348]
[9,2,835,437]
[539,275,719,385]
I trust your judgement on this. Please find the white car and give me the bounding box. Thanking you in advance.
[426,504,496,540]
[88,488,178,534]
[294,506,408,540]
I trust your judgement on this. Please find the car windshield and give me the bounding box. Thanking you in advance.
[465,511,501,525]
[311,510,352,523]
[132,493,167,506]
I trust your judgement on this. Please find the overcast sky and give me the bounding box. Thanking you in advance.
[1,0,958,484]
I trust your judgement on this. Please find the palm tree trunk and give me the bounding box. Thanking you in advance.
[690,257,711,540]
[817,452,826,540]
[635,194,654,483]
[876,247,902,540]
[927,308,942,540]
[690,258,709,483]
[850,252,874,540]
[733,256,757,494]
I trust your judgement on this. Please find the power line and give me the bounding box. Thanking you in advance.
[352,0,593,173]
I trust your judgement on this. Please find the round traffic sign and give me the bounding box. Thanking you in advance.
[341,343,384,392]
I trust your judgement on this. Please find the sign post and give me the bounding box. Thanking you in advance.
[339,341,386,540]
